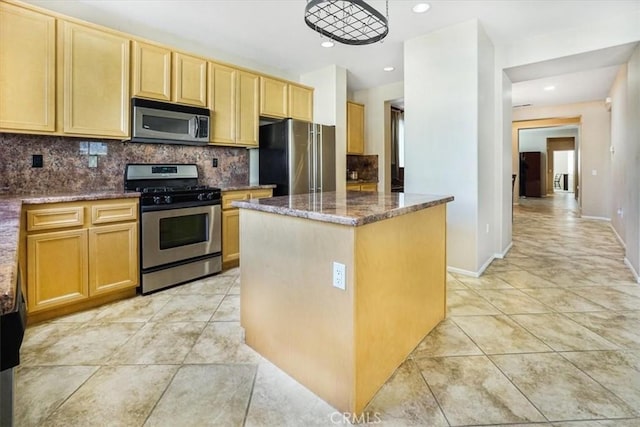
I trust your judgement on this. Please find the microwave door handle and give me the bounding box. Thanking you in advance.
[193,116,199,138]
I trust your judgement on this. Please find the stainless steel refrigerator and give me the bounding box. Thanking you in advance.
[259,118,336,196]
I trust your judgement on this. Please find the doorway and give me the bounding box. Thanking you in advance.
[546,137,577,196]
[390,105,404,192]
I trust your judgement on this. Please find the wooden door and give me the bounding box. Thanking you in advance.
[61,21,130,137]
[27,229,89,312]
[236,70,259,147]
[260,76,288,118]
[131,41,172,101]
[347,101,365,154]
[173,52,207,106]
[289,83,313,122]
[522,152,542,197]
[88,223,138,296]
[209,62,236,145]
[0,3,56,132]
[222,209,240,264]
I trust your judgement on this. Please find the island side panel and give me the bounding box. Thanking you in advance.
[353,204,447,413]
[239,209,357,413]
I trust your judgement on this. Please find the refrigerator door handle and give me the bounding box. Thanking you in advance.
[309,124,315,193]
[316,125,323,191]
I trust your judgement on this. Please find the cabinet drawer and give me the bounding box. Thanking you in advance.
[249,189,273,199]
[91,200,138,224]
[222,191,249,210]
[27,206,84,231]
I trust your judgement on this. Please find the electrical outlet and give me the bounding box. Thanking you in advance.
[88,155,98,168]
[486,223,490,233]
[32,154,43,168]
[333,262,346,290]
[212,158,218,167]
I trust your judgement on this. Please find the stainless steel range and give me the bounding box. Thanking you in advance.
[125,164,222,294]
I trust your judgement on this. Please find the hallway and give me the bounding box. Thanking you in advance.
[15,194,640,426]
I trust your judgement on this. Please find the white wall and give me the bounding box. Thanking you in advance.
[477,25,496,271]
[405,19,493,274]
[353,81,404,192]
[512,102,611,218]
[610,44,640,280]
[301,65,348,193]
[498,72,513,255]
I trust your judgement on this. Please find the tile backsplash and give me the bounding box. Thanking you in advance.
[346,154,378,181]
[0,133,249,194]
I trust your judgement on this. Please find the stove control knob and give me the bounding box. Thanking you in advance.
[152,196,162,205]
[207,192,214,200]
[197,193,206,201]
[164,195,172,204]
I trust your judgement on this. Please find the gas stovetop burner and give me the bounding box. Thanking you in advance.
[138,185,218,194]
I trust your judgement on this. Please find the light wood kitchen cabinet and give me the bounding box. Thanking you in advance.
[131,41,172,101]
[260,76,288,118]
[259,77,314,122]
[347,101,365,154]
[173,52,208,107]
[0,2,56,132]
[60,21,130,138]
[209,64,259,147]
[288,83,313,122]
[221,188,272,268]
[24,198,138,320]
[27,228,89,313]
[347,182,377,192]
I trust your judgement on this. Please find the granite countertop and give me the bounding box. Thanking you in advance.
[220,184,276,192]
[0,190,139,315]
[232,191,453,227]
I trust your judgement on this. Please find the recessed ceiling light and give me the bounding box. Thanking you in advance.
[383,66,395,72]
[412,3,431,13]
[321,40,334,48]
[544,85,555,91]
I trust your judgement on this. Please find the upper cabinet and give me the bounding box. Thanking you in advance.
[172,52,208,107]
[131,43,207,107]
[347,101,365,154]
[260,76,288,118]
[288,83,313,122]
[131,41,171,101]
[0,2,56,132]
[259,77,314,122]
[60,21,130,138]
[209,63,258,147]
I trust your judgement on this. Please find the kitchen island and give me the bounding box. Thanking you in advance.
[233,191,453,415]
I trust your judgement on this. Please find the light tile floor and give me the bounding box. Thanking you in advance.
[16,193,640,426]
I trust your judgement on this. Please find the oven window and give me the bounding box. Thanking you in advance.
[159,213,208,249]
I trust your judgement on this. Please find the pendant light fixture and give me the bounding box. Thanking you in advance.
[304,0,389,46]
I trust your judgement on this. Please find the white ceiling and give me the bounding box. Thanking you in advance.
[25,0,640,107]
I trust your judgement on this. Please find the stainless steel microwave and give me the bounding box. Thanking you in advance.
[131,98,210,144]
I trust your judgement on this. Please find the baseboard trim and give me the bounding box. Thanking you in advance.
[610,224,626,249]
[447,266,480,278]
[494,242,513,259]
[624,257,640,284]
[581,215,611,221]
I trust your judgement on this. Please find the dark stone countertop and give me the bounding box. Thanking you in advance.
[346,179,378,185]
[220,184,276,192]
[0,190,139,315]
[232,191,453,227]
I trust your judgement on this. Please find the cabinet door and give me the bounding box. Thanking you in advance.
[260,76,288,118]
[131,41,171,101]
[173,52,207,107]
[27,229,89,312]
[249,189,273,200]
[222,209,240,264]
[347,101,365,154]
[346,183,361,191]
[289,84,313,122]
[61,21,130,138]
[209,62,236,144]
[0,3,55,132]
[236,71,259,147]
[360,183,377,192]
[88,223,138,296]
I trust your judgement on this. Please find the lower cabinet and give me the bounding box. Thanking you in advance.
[24,198,138,320]
[347,182,378,192]
[222,188,272,268]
